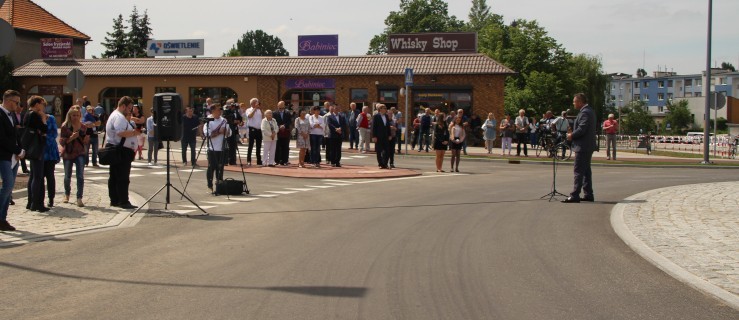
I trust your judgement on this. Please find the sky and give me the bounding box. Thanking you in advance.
[34,0,739,76]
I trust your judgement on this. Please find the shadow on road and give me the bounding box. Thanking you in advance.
[0,261,366,297]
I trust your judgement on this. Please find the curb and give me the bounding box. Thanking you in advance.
[610,188,739,311]
[1,184,148,246]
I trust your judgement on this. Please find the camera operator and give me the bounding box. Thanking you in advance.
[203,105,231,193]
[245,98,263,166]
[223,100,243,165]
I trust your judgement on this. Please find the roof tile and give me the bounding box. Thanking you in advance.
[0,0,90,40]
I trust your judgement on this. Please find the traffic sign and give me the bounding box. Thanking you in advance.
[0,18,16,56]
[404,68,413,86]
[709,92,726,110]
[66,68,85,92]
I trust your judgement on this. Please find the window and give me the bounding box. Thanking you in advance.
[658,81,664,88]
[658,106,664,113]
[283,89,336,110]
[644,94,649,101]
[658,93,664,100]
[643,81,650,88]
[685,79,693,86]
[695,92,702,97]
[610,95,616,101]
[156,87,176,94]
[99,87,143,114]
[412,89,472,115]
[634,82,640,88]
[696,79,702,86]
[720,77,727,85]
[667,80,673,87]
[612,84,616,90]
[189,87,237,109]
[667,93,673,100]
[350,89,369,102]
[618,95,623,102]
[633,94,640,100]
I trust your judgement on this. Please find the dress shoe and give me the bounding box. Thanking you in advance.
[9,199,14,205]
[77,199,85,207]
[48,199,54,207]
[110,202,119,207]
[63,195,70,203]
[582,196,595,202]
[389,164,395,168]
[561,197,580,203]
[0,220,16,231]
[119,203,138,210]
[34,207,51,212]
[335,164,341,168]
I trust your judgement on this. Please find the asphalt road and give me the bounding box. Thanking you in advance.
[0,155,737,319]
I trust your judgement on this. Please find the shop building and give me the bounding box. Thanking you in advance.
[12,54,514,121]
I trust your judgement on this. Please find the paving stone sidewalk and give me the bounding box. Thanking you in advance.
[619,181,739,298]
[0,179,142,247]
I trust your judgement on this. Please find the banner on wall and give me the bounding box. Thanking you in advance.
[41,38,73,59]
[297,35,339,56]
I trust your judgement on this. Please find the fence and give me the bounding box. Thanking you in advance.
[599,134,738,159]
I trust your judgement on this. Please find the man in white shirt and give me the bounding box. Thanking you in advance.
[105,96,139,209]
[203,105,232,193]
[245,98,263,166]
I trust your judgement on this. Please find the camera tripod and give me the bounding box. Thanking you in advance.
[130,140,207,217]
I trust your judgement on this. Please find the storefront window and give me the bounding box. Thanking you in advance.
[283,89,336,112]
[412,89,472,115]
[189,87,237,109]
[99,87,143,114]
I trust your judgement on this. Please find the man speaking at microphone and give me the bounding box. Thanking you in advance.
[203,105,231,194]
[562,93,596,203]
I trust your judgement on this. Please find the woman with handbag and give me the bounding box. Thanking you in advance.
[43,111,60,207]
[23,96,49,212]
[59,106,88,207]
[131,104,146,161]
[261,109,278,167]
[294,109,311,168]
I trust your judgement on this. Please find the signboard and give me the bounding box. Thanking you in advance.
[405,68,414,86]
[66,68,85,92]
[298,35,339,56]
[387,32,477,54]
[285,78,335,89]
[146,39,204,57]
[709,91,726,110]
[0,19,16,56]
[41,38,73,59]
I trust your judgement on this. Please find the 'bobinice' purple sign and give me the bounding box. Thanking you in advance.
[285,78,336,89]
[298,35,339,56]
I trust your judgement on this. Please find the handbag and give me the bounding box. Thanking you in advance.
[99,138,125,166]
[215,178,245,195]
[21,129,43,160]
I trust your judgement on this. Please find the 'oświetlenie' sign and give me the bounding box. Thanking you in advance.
[387,32,477,54]
[146,39,204,57]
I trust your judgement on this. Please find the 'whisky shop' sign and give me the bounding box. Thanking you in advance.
[387,32,477,54]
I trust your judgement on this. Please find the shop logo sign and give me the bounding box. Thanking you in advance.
[298,35,339,56]
[146,39,205,57]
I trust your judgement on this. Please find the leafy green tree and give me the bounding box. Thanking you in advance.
[367,0,465,54]
[567,54,609,121]
[720,62,736,72]
[127,6,153,58]
[662,99,692,133]
[636,68,647,78]
[504,71,562,116]
[0,56,16,90]
[621,100,655,134]
[101,14,128,58]
[224,30,289,56]
[467,0,502,32]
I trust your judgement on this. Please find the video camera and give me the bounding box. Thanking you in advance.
[222,103,240,127]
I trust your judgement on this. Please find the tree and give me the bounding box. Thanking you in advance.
[367,0,464,54]
[663,99,692,133]
[224,30,289,56]
[720,62,736,72]
[467,0,502,32]
[636,68,647,78]
[621,100,655,134]
[101,14,128,58]
[567,54,609,122]
[0,56,15,90]
[127,6,152,58]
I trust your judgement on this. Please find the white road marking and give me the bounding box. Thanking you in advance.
[202,201,238,205]
[305,185,334,188]
[285,188,315,192]
[265,191,298,195]
[179,205,216,209]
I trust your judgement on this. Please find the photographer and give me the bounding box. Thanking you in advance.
[224,101,243,165]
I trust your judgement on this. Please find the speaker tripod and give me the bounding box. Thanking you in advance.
[540,145,568,202]
[131,140,207,217]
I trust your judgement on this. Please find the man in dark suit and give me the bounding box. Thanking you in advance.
[327,104,347,167]
[0,90,26,231]
[274,101,292,166]
[563,93,596,203]
[372,104,392,169]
